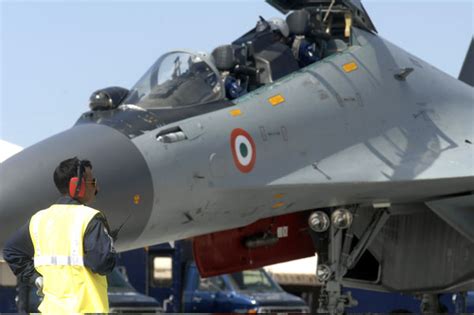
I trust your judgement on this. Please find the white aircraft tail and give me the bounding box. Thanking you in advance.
[0,140,23,163]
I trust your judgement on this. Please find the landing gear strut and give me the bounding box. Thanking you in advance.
[309,204,391,314]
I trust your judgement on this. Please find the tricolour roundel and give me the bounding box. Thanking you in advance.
[230,128,256,173]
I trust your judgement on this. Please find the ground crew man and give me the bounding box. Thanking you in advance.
[3,157,117,313]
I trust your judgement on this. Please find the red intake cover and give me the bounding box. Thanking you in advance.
[193,211,315,277]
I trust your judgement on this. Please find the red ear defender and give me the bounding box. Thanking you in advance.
[69,177,86,198]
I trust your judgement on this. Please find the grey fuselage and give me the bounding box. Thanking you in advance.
[133,28,473,247]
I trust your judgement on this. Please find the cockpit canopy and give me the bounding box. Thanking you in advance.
[123,51,224,109]
[114,4,360,110]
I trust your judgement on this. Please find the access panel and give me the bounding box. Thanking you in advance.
[193,211,315,277]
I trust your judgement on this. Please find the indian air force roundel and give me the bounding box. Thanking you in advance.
[230,128,256,173]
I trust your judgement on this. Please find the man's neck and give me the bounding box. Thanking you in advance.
[56,195,82,205]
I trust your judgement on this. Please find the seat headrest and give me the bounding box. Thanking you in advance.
[212,45,236,71]
[286,9,310,36]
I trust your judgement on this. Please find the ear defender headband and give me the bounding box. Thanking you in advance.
[69,160,86,199]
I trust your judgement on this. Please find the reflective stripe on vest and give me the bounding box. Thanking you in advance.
[34,255,84,266]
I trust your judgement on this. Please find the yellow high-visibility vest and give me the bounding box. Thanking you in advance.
[29,204,109,314]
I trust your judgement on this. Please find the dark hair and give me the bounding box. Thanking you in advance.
[53,157,92,195]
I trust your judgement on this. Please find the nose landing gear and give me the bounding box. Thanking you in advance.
[310,205,391,314]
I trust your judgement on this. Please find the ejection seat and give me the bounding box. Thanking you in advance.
[217,25,299,91]
[253,41,299,85]
[286,8,352,61]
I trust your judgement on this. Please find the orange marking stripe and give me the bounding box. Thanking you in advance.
[268,94,285,106]
[343,62,358,73]
[133,194,141,205]
[230,109,242,117]
[272,202,285,209]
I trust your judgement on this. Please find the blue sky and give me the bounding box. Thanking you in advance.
[1,1,473,148]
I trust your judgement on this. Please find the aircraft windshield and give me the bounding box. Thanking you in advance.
[123,51,223,108]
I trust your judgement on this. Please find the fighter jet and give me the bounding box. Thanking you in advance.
[1,0,473,313]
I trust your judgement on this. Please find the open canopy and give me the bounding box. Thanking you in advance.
[265,0,377,33]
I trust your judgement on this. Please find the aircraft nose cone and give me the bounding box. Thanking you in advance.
[0,124,154,253]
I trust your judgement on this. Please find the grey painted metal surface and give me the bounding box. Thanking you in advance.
[130,28,473,247]
[427,194,474,243]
